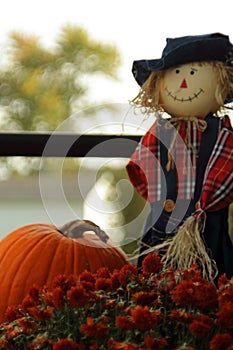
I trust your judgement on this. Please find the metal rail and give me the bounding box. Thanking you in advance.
[0,132,141,157]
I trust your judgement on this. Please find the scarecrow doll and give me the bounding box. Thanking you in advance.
[126,33,233,280]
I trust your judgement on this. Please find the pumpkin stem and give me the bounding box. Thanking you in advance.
[58,220,109,242]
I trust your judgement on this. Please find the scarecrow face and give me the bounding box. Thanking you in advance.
[159,62,220,117]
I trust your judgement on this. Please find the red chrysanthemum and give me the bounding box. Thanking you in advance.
[4,306,21,322]
[28,285,41,303]
[67,285,89,308]
[144,335,168,350]
[132,291,156,306]
[131,305,162,331]
[171,280,195,306]
[142,253,163,275]
[52,274,76,292]
[218,273,229,290]
[80,317,109,338]
[27,336,51,349]
[115,315,135,330]
[107,339,139,349]
[0,338,10,349]
[178,263,201,281]
[118,264,138,286]
[79,270,95,291]
[95,267,111,278]
[218,285,233,307]
[171,277,217,312]
[217,302,233,329]
[21,295,38,309]
[52,287,65,309]
[102,299,117,310]
[27,306,53,321]
[170,310,194,324]
[42,290,54,307]
[53,338,81,350]
[17,317,36,331]
[209,333,233,350]
[189,315,215,337]
[110,270,121,290]
[192,278,217,312]
[95,277,112,292]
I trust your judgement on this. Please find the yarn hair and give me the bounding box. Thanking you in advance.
[131,61,233,116]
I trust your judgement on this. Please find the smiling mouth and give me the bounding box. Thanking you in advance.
[165,88,204,102]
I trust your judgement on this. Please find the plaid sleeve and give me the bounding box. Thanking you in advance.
[126,160,148,200]
[126,121,158,202]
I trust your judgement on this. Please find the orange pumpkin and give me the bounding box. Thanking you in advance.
[0,220,128,322]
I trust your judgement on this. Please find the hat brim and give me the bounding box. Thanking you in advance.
[133,33,233,90]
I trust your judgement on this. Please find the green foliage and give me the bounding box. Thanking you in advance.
[0,25,121,131]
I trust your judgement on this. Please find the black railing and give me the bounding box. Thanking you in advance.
[0,132,141,158]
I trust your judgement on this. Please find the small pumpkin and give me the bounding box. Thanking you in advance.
[0,220,128,322]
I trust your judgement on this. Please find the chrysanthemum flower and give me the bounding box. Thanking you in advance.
[131,305,162,331]
[53,338,81,349]
[115,315,135,330]
[67,285,89,308]
[209,333,233,350]
[218,285,233,306]
[131,291,156,306]
[189,315,215,337]
[80,317,109,338]
[52,274,76,292]
[0,338,10,349]
[142,253,163,275]
[170,310,194,324]
[79,270,95,290]
[118,264,138,286]
[217,302,233,329]
[144,335,168,350]
[52,286,65,309]
[107,339,139,349]
[95,277,112,292]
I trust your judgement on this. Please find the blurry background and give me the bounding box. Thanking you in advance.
[0,0,232,249]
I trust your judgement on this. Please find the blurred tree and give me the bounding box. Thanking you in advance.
[0,25,121,131]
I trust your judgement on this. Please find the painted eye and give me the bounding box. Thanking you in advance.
[175,69,180,74]
[190,70,195,75]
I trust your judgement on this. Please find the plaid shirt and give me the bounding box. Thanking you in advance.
[126,115,233,206]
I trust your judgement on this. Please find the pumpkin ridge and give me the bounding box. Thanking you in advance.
[77,239,91,273]
[36,227,66,286]
[0,224,48,264]
[83,243,101,272]
[0,230,40,312]
[96,243,121,270]
[95,244,112,269]
[46,234,73,281]
[24,229,63,287]
[0,228,47,284]
[82,237,114,272]
[5,227,58,306]
[108,244,128,267]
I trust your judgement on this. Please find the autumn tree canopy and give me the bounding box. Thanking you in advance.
[0,25,121,131]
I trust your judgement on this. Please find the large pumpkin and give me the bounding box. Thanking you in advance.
[0,220,128,322]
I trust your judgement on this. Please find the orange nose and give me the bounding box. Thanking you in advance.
[180,78,188,88]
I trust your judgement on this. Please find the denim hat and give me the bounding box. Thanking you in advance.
[132,33,233,86]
